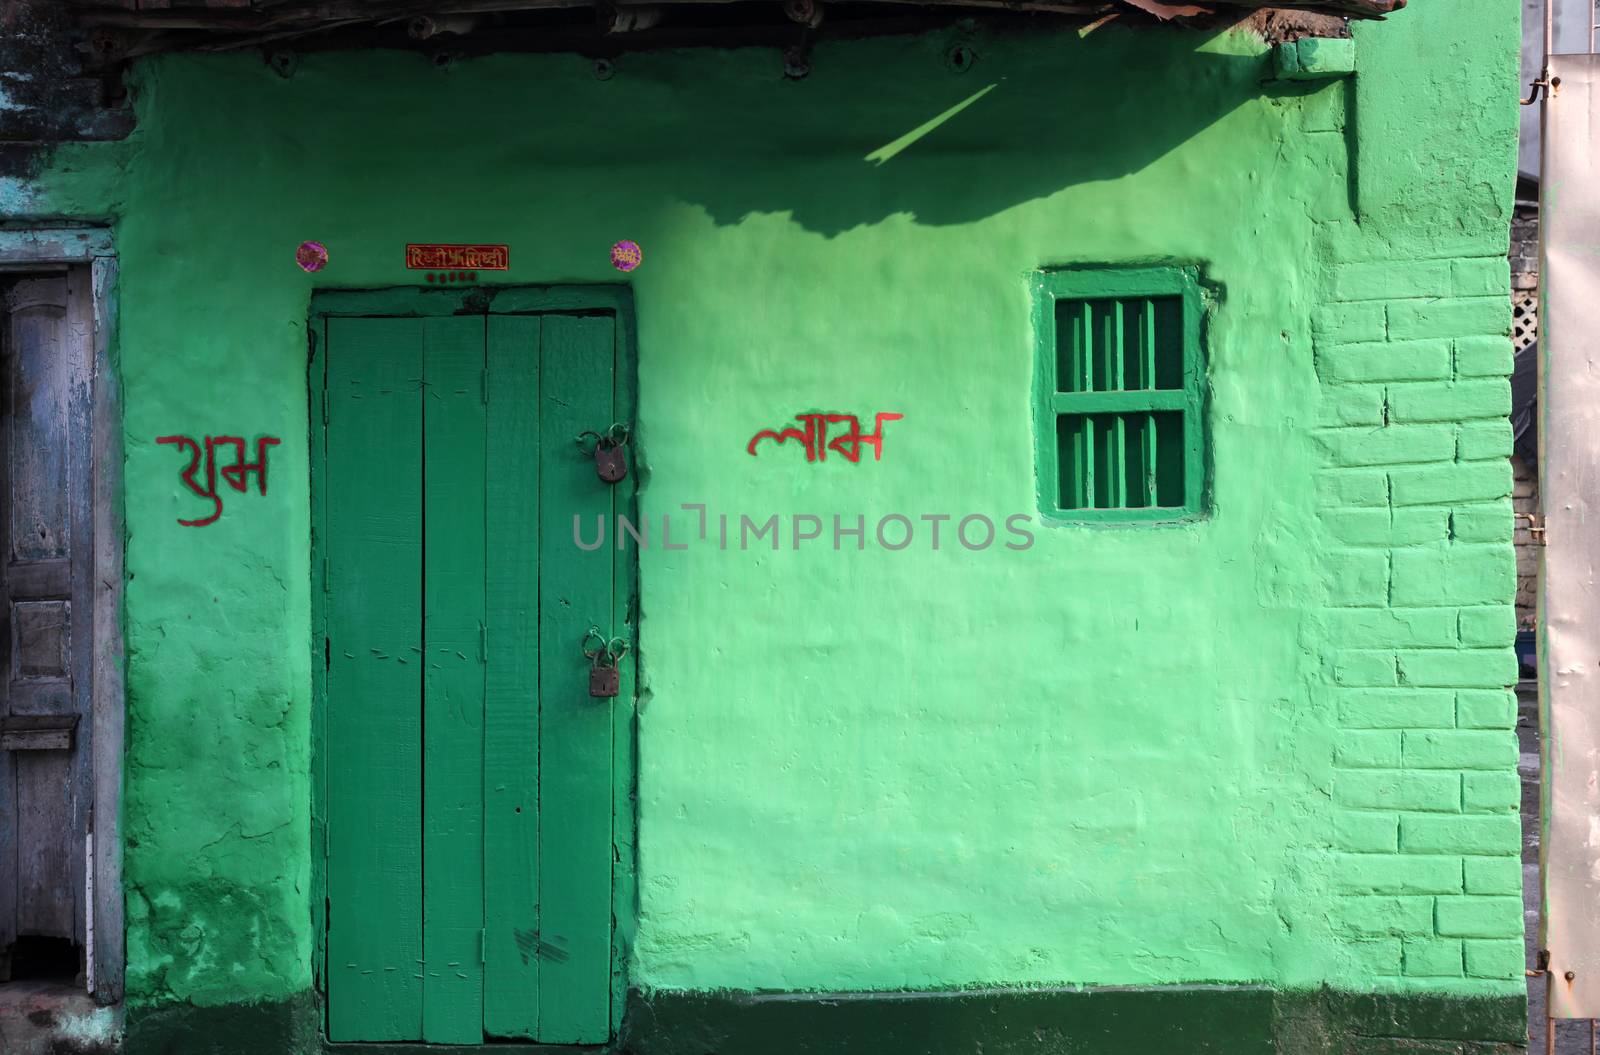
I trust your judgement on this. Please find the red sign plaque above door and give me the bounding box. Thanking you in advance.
[405,244,510,271]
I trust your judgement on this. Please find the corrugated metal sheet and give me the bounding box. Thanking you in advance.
[1541,51,1600,1021]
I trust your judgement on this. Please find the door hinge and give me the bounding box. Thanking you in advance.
[481,368,488,405]
[321,388,329,426]
[1516,511,1546,545]
[322,556,329,592]
[324,637,330,671]
[480,928,487,965]
[479,622,487,663]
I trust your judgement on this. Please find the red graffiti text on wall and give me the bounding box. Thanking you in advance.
[747,412,903,463]
[156,435,282,527]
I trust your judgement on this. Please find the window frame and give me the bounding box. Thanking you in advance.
[1032,265,1207,524]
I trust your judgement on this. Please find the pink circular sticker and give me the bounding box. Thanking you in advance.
[296,241,328,273]
[610,240,642,273]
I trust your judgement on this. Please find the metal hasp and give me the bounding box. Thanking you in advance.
[1540,51,1600,1021]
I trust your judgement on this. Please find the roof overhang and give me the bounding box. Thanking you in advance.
[54,0,1396,59]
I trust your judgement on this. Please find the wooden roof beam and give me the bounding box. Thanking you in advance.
[66,0,1395,31]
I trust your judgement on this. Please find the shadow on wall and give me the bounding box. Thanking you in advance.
[96,20,1327,243]
[585,22,1319,235]
[588,25,1312,236]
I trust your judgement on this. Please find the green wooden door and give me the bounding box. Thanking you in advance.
[321,312,618,1045]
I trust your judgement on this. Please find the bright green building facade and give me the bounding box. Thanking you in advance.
[3,5,1525,1051]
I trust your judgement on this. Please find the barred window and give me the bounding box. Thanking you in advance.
[1034,267,1206,520]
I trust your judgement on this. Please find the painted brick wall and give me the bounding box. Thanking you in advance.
[1317,255,1522,985]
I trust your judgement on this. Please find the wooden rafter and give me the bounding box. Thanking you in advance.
[62,0,1397,31]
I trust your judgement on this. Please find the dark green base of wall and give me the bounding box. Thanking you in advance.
[624,986,1528,1055]
[1274,988,1528,1055]
[118,985,1527,1055]
[121,992,321,1055]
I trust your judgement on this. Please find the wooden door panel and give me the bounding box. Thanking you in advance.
[7,283,73,565]
[324,316,425,1042]
[15,753,73,937]
[14,600,69,680]
[536,314,616,1044]
[484,314,542,1039]
[6,561,69,600]
[420,315,487,1044]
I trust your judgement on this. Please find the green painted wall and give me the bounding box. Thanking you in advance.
[14,0,1520,1029]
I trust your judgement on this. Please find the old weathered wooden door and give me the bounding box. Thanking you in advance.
[319,312,619,1044]
[0,277,94,983]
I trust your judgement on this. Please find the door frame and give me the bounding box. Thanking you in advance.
[307,285,639,1046]
[0,226,126,1002]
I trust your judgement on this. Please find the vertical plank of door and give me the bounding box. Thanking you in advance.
[64,267,94,954]
[310,318,330,1007]
[537,314,615,1043]
[421,315,487,1044]
[483,315,541,1038]
[0,286,12,974]
[324,317,424,1042]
